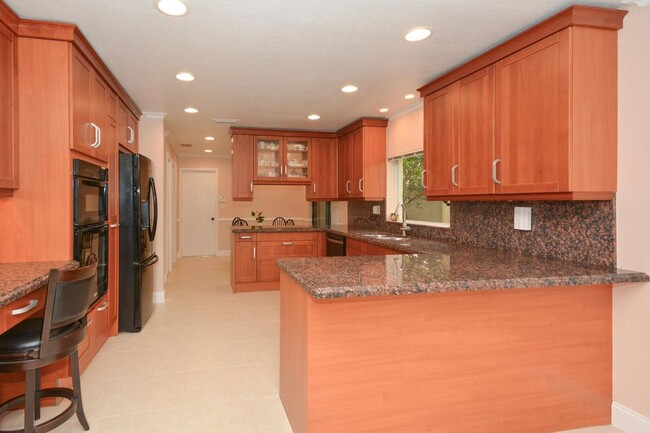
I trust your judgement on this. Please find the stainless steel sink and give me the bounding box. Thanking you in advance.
[360,233,409,241]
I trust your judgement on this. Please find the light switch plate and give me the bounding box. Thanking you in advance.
[514,207,532,231]
[372,205,381,215]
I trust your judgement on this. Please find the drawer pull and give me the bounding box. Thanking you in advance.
[492,159,502,185]
[282,242,294,246]
[240,235,252,239]
[11,299,39,316]
[253,246,256,259]
[97,301,109,312]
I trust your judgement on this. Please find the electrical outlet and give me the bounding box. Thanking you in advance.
[514,207,532,231]
[218,195,226,203]
[372,205,381,215]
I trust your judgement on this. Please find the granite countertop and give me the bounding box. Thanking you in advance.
[266,226,649,299]
[0,261,79,307]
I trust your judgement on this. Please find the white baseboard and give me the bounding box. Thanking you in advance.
[612,402,650,433]
[216,250,231,257]
[153,291,165,304]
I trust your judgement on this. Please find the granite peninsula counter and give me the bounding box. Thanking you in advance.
[274,229,649,433]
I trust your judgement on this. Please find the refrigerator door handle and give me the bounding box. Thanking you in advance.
[136,253,159,267]
[148,177,158,242]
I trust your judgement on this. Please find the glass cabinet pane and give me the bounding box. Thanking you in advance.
[256,138,281,179]
[285,139,309,180]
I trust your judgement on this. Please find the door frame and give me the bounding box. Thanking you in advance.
[179,168,219,257]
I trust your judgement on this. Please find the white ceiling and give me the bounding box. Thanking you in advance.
[6,0,625,157]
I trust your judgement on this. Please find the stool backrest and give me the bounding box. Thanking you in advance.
[40,264,97,357]
[272,217,286,226]
[232,217,248,226]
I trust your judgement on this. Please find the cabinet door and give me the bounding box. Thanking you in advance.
[423,84,457,197]
[71,49,93,156]
[495,31,570,194]
[307,138,337,201]
[0,22,17,192]
[337,133,352,199]
[254,136,283,181]
[107,120,119,335]
[107,90,118,122]
[118,102,129,148]
[457,66,495,195]
[350,128,364,198]
[108,221,119,336]
[231,134,254,200]
[284,138,310,182]
[90,74,109,162]
[127,112,139,153]
[234,241,256,283]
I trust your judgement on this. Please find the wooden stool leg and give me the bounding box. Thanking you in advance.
[24,369,36,433]
[70,351,90,431]
[34,368,41,421]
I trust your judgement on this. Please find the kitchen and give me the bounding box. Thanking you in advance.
[0,1,649,432]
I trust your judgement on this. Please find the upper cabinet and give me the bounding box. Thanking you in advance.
[0,20,18,194]
[254,136,310,183]
[418,5,626,201]
[337,118,388,201]
[307,138,338,201]
[118,102,139,154]
[231,134,254,201]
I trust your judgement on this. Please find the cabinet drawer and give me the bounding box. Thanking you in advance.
[257,232,317,242]
[234,233,257,242]
[1,286,47,334]
[257,240,318,259]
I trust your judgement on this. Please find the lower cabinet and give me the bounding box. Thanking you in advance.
[231,232,319,292]
[79,294,110,372]
[346,238,404,256]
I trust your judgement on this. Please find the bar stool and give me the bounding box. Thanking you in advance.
[0,263,97,433]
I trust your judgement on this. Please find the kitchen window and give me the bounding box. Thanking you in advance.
[389,152,450,227]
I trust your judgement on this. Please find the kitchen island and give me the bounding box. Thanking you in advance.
[276,248,648,433]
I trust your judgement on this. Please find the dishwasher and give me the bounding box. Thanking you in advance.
[325,233,346,256]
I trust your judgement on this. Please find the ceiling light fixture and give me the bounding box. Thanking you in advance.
[184,107,198,113]
[157,0,188,17]
[404,27,432,42]
[175,72,195,81]
[204,136,215,141]
[404,94,416,100]
[307,114,321,120]
[341,85,358,93]
[204,149,213,153]
[379,108,389,113]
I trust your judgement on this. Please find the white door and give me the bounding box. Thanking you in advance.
[181,169,217,256]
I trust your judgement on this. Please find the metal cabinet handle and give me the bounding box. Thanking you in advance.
[285,166,288,177]
[240,235,252,239]
[492,159,502,185]
[97,301,109,312]
[253,246,256,259]
[110,223,120,228]
[280,166,283,176]
[128,126,135,144]
[358,178,364,193]
[250,182,253,193]
[11,299,39,316]
[421,169,427,189]
[451,165,459,187]
[346,180,351,194]
[282,242,294,246]
[313,183,317,193]
[90,123,101,148]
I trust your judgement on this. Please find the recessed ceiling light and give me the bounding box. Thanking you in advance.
[175,72,194,81]
[157,0,187,17]
[341,85,358,93]
[307,114,321,120]
[379,108,389,113]
[204,149,213,153]
[404,94,416,100]
[184,107,198,113]
[204,136,215,141]
[404,27,432,42]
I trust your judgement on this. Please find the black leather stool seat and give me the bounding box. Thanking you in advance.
[0,318,82,358]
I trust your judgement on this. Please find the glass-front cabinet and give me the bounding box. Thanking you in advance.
[254,136,310,183]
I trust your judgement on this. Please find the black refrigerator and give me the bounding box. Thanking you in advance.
[119,153,158,332]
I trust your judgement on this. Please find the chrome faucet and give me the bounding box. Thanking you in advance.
[394,203,411,237]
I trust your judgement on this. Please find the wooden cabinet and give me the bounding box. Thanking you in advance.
[231,134,254,201]
[79,295,109,372]
[254,136,311,183]
[71,47,109,162]
[230,232,319,292]
[418,6,626,201]
[346,238,403,256]
[336,118,388,201]
[0,286,46,335]
[307,138,338,201]
[0,21,17,194]
[118,102,138,153]
[107,118,119,336]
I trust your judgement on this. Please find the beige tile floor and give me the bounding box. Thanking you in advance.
[0,257,626,433]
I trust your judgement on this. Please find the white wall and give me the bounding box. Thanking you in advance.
[138,113,167,302]
[614,5,650,429]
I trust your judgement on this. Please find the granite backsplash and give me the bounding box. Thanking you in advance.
[348,200,616,268]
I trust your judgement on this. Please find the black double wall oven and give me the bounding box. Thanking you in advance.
[73,159,109,305]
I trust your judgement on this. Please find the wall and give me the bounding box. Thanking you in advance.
[176,156,311,253]
[138,113,167,301]
[614,4,650,426]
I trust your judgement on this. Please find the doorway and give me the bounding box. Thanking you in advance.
[180,168,218,256]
